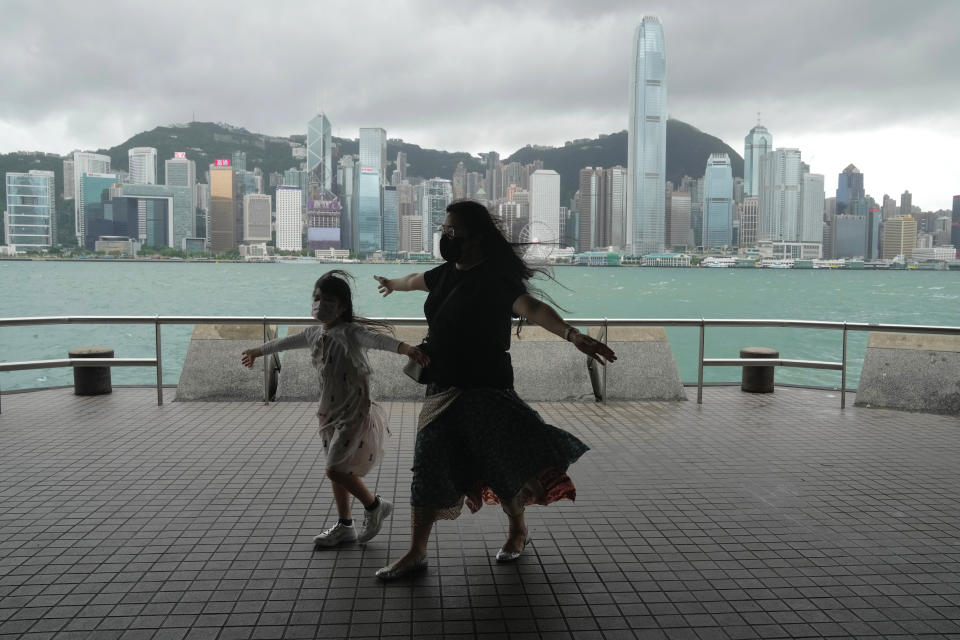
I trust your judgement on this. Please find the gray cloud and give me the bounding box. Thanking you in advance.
[1,0,957,208]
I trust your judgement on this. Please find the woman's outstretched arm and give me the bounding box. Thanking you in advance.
[512,294,617,365]
[373,273,427,296]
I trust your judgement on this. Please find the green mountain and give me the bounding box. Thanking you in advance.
[1,119,742,246]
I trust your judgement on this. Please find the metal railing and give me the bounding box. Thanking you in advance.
[2,315,959,412]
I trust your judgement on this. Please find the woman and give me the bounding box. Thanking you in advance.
[372,199,616,579]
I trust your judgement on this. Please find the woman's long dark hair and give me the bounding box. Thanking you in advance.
[314,270,393,334]
[445,200,567,326]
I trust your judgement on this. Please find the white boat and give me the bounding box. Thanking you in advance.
[701,256,737,268]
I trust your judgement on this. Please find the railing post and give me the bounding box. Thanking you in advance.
[697,319,705,404]
[263,320,270,404]
[601,318,608,405]
[840,323,848,410]
[155,317,163,406]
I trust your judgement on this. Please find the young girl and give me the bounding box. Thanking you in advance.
[241,270,429,547]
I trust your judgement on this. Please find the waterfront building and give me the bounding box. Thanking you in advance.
[833,213,879,260]
[73,152,112,245]
[835,164,864,215]
[399,214,424,254]
[63,159,74,200]
[627,16,667,254]
[243,193,272,242]
[117,183,194,248]
[4,170,56,251]
[94,236,137,256]
[758,148,802,243]
[703,153,733,249]
[605,166,627,249]
[912,246,956,261]
[382,185,398,253]
[739,196,759,247]
[642,253,691,267]
[800,171,825,245]
[529,170,561,254]
[79,172,122,250]
[275,186,302,252]
[578,167,602,251]
[743,123,772,197]
[208,165,236,253]
[666,191,691,250]
[165,155,197,225]
[882,216,918,259]
[307,112,332,190]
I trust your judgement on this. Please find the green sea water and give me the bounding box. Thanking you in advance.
[1,260,958,391]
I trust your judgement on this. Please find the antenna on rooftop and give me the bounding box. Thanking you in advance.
[757,111,761,126]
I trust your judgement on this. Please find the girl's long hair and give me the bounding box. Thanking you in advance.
[314,270,393,335]
[445,200,567,331]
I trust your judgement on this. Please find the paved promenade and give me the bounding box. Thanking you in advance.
[1,386,958,640]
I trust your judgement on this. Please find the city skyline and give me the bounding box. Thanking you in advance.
[0,1,958,211]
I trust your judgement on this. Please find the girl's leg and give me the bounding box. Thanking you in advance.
[327,469,376,519]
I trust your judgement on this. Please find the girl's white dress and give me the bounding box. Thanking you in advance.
[259,323,401,476]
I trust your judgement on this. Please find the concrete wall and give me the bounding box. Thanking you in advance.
[175,324,278,401]
[512,326,596,401]
[587,326,687,401]
[855,332,960,416]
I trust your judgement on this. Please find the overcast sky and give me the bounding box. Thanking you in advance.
[1,0,957,210]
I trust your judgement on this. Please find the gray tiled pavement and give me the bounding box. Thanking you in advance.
[0,386,958,640]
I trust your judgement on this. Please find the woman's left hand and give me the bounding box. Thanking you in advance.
[571,332,617,365]
[400,343,431,367]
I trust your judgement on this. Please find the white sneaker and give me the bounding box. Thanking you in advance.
[357,497,393,543]
[313,522,357,547]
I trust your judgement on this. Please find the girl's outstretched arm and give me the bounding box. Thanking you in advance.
[373,273,427,296]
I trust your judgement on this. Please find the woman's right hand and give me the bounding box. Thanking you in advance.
[240,348,261,368]
[373,275,394,297]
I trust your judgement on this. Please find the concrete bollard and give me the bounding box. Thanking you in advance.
[740,346,778,393]
[175,324,278,401]
[586,326,686,401]
[69,346,114,395]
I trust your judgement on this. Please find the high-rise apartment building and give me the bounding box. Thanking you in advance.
[208,165,236,253]
[758,148,802,242]
[743,124,772,197]
[627,16,667,254]
[835,164,864,215]
[882,216,917,259]
[73,151,111,244]
[275,186,302,251]
[243,193,272,242]
[4,170,56,250]
[307,112,332,190]
[702,153,733,248]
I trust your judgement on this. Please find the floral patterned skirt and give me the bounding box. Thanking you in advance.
[411,386,589,524]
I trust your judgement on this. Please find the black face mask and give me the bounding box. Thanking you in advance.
[439,234,466,262]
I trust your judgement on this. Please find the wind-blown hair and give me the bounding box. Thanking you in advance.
[314,270,393,334]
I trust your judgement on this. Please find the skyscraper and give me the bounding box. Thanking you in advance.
[452,162,466,200]
[758,148,803,242]
[243,193,272,242]
[208,165,236,253]
[743,124,772,197]
[900,190,913,216]
[4,170,56,250]
[307,113,332,190]
[529,170,561,252]
[231,151,247,173]
[882,216,917,259]
[702,153,733,248]
[276,186,302,252]
[419,178,453,237]
[666,190,691,250]
[835,164,864,215]
[73,151,112,244]
[627,16,667,254]
[484,152,501,203]
[739,196,759,247]
[128,148,157,185]
[62,159,75,200]
[800,171,825,244]
[165,154,197,227]
[952,195,960,251]
[577,167,601,251]
[382,185,399,253]
[359,128,387,182]
[605,166,628,249]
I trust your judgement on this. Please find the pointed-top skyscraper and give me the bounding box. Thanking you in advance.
[308,113,332,191]
[743,118,772,197]
[627,16,667,254]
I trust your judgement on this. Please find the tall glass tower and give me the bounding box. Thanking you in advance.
[743,124,772,197]
[307,113,332,190]
[627,16,667,255]
[702,154,733,249]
